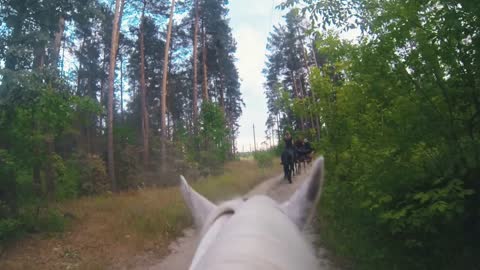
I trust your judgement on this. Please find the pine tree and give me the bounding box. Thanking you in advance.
[107,0,125,191]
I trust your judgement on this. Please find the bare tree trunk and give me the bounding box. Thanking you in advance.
[32,42,47,197]
[192,0,199,128]
[291,71,304,130]
[61,30,66,75]
[299,33,321,139]
[33,46,46,70]
[120,54,124,121]
[51,15,65,68]
[100,47,106,131]
[201,21,208,101]
[312,38,319,68]
[107,0,125,191]
[160,0,176,171]
[139,1,149,167]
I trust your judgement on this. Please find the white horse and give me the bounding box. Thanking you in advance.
[179,157,325,270]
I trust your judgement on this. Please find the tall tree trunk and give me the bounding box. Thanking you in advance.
[120,55,124,122]
[139,1,149,167]
[192,0,199,128]
[33,45,46,70]
[311,39,319,68]
[107,0,125,191]
[291,71,304,130]
[201,21,208,101]
[61,31,66,75]
[160,0,176,172]
[50,15,65,68]
[32,42,48,197]
[299,33,321,139]
[291,71,298,98]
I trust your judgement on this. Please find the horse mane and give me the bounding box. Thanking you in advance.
[191,196,319,270]
[199,197,244,236]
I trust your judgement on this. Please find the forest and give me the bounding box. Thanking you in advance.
[0,0,479,269]
[0,0,242,243]
[265,0,480,269]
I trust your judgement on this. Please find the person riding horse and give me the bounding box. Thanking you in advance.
[281,131,295,183]
[303,138,314,163]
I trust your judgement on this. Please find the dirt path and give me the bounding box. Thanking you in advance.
[139,166,338,270]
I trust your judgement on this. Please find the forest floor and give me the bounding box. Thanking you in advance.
[0,160,279,270]
[131,164,340,270]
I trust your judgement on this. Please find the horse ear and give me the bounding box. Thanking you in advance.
[179,176,217,228]
[281,157,325,229]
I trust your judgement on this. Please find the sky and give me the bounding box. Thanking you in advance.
[229,0,285,152]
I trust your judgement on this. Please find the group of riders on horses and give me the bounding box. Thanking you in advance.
[280,131,314,183]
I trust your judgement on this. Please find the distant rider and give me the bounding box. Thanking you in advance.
[284,131,293,149]
[304,138,313,155]
[281,131,294,165]
[303,138,314,161]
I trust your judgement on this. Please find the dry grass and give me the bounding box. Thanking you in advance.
[0,160,279,270]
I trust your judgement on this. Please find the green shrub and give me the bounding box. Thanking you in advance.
[62,152,109,196]
[0,218,21,241]
[19,206,66,233]
[253,150,275,169]
[116,144,142,189]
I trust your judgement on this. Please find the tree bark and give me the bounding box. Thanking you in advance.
[139,1,150,167]
[299,33,321,139]
[120,54,124,122]
[201,21,208,101]
[192,0,200,128]
[160,0,176,171]
[33,46,46,70]
[32,41,47,197]
[50,15,65,68]
[107,0,125,191]
[291,71,305,130]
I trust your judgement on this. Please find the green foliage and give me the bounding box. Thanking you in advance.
[116,144,142,189]
[273,1,480,269]
[62,152,109,197]
[253,150,275,169]
[0,69,101,243]
[196,102,231,174]
[0,218,21,242]
[18,207,66,233]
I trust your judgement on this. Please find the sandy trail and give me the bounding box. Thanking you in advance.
[139,166,338,270]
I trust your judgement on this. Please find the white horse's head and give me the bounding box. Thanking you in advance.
[180,157,325,270]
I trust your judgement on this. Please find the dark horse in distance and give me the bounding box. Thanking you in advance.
[281,132,296,183]
[281,147,295,183]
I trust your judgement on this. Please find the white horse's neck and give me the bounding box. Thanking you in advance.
[190,199,243,269]
[190,196,318,270]
[180,157,325,270]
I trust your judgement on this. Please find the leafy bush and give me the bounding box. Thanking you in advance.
[196,102,231,174]
[0,218,21,242]
[309,30,480,269]
[18,206,66,233]
[62,152,109,197]
[271,2,480,267]
[253,150,275,169]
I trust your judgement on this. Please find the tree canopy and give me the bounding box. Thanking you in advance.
[267,0,480,268]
